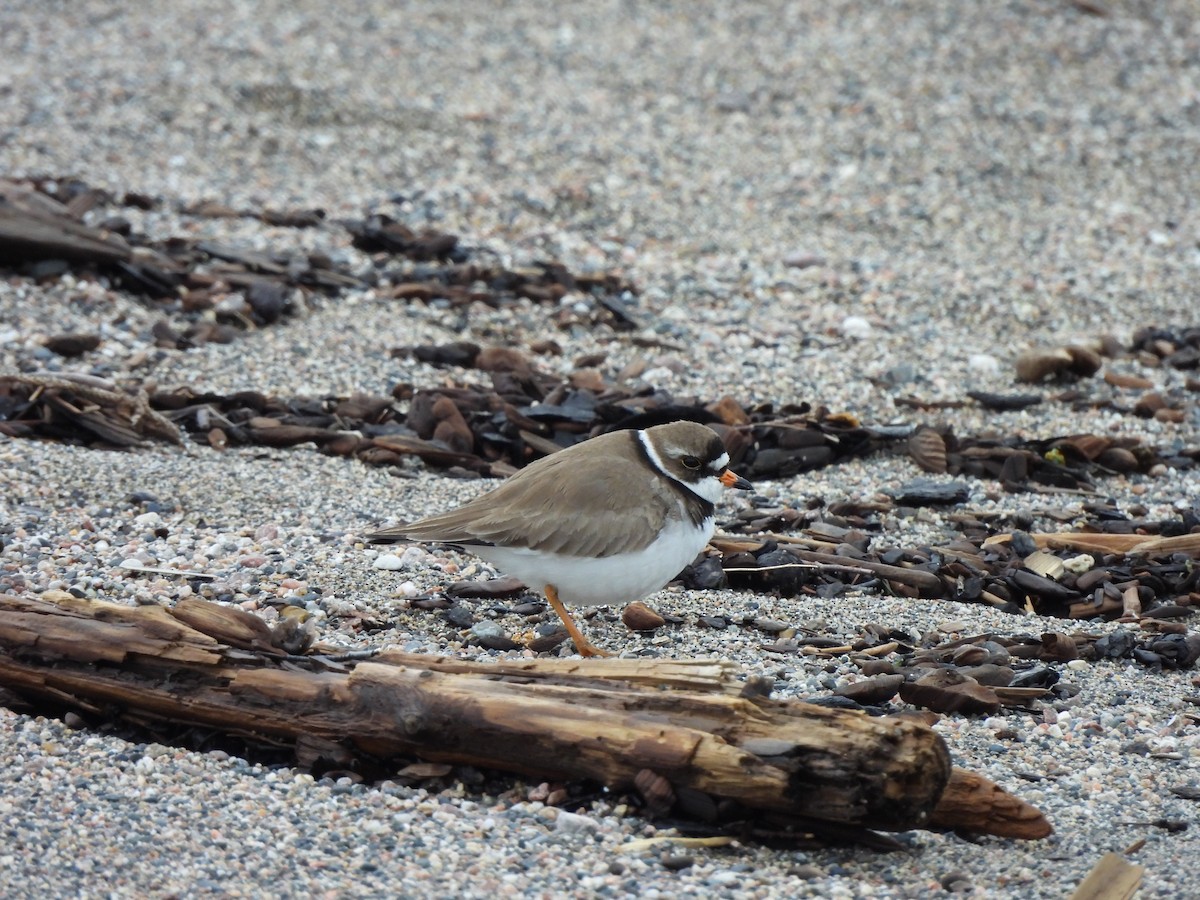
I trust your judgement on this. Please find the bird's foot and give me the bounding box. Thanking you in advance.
[543,584,611,658]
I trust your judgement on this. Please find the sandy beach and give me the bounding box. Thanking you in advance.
[3,2,1200,896]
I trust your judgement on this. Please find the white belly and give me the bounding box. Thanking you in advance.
[471,516,714,607]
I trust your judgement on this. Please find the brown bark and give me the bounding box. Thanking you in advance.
[928,768,1052,839]
[0,183,133,264]
[0,592,1049,840]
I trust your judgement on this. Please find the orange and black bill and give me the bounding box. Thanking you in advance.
[719,469,753,490]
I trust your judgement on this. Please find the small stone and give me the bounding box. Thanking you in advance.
[411,341,480,367]
[430,396,474,453]
[968,353,1000,374]
[782,251,826,269]
[616,358,647,382]
[752,617,789,633]
[372,553,405,571]
[1104,371,1154,390]
[1154,407,1185,424]
[651,353,687,374]
[840,315,872,339]
[834,674,904,705]
[857,659,895,676]
[477,632,521,651]
[1015,348,1073,382]
[681,556,729,591]
[1061,554,1096,574]
[622,601,665,632]
[469,620,505,641]
[892,479,969,506]
[1065,344,1103,376]
[43,332,101,357]
[940,870,973,893]
[706,395,751,426]
[715,90,752,112]
[938,620,969,634]
[882,362,917,385]
[661,854,695,871]
[442,604,475,627]
[554,811,600,834]
[512,601,545,616]
[1134,391,1167,417]
[568,368,606,392]
[1010,531,1039,556]
[573,351,607,368]
[789,864,823,879]
[529,630,569,652]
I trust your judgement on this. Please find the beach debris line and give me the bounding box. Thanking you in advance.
[0,176,640,346]
[3,363,1196,486]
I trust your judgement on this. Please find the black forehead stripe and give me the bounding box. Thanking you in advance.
[701,434,728,474]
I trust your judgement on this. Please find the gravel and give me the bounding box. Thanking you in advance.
[3,1,1200,897]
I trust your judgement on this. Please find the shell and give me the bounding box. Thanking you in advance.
[907,426,948,474]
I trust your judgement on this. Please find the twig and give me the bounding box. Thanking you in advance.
[119,563,215,580]
[618,835,738,853]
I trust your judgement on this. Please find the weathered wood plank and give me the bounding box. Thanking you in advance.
[0,591,1050,840]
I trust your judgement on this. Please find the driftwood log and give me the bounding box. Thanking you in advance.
[0,181,134,265]
[0,592,1049,843]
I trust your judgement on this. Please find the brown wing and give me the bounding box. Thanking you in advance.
[370,432,674,557]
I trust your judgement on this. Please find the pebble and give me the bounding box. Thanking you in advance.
[372,553,406,571]
[839,315,873,339]
[967,353,1001,374]
[782,251,826,270]
[661,855,695,871]
[444,604,476,628]
[622,601,666,631]
[553,811,600,835]
[468,620,505,641]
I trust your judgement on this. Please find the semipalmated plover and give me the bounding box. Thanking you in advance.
[369,420,752,656]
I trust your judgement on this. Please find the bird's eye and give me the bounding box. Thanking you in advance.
[682,455,701,470]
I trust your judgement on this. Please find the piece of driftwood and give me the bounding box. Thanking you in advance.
[0,373,183,446]
[0,592,1049,842]
[1069,852,1145,900]
[712,534,945,594]
[1034,531,1200,556]
[0,181,133,264]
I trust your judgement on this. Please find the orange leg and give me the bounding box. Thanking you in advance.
[543,584,611,658]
